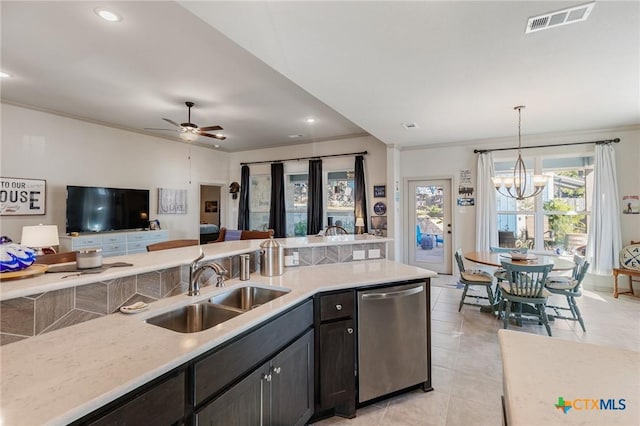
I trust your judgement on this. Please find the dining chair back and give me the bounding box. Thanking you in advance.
[147,239,199,252]
[454,249,495,311]
[325,226,348,236]
[545,255,590,331]
[499,261,554,336]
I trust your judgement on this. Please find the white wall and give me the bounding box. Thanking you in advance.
[0,104,230,242]
[226,135,388,230]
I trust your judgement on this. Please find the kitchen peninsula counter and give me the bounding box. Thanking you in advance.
[1,244,433,425]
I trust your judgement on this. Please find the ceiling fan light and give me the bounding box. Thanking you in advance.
[179,131,198,142]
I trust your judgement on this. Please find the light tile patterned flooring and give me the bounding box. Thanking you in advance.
[313,274,640,426]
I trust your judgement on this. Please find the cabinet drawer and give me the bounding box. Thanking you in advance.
[320,291,354,321]
[73,235,103,248]
[102,234,126,244]
[127,241,147,251]
[126,233,148,242]
[102,243,125,253]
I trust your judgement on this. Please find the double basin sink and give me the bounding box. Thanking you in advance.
[146,285,290,333]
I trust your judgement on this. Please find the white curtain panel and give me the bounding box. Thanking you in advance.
[475,152,497,251]
[586,143,622,275]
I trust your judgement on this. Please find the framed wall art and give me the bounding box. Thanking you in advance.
[373,185,386,198]
[158,188,187,214]
[0,177,46,216]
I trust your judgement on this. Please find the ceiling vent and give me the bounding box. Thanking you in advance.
[526,2,595,34]
[402,122,418,130]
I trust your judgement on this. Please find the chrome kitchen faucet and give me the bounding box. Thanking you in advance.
[188,251,228,296]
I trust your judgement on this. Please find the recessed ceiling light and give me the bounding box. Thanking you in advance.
[402,122,418,129]
[94,8,122,22]
[305,117,316,124]
[0,71,12,78]
[214,144,220,149]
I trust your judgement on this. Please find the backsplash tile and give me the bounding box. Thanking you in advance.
[0,242,386,345]
[35,288,74,335]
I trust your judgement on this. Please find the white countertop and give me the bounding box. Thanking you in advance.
[499,329,640,426]
[0,259,433,426]
[0,234,391,301]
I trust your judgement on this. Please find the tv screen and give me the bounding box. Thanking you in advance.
[66,186,150,233]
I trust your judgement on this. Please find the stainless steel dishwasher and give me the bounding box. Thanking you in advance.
[357,281,429,403]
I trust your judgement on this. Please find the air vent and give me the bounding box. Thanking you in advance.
[526,2,595,34]
[402,122,418,130]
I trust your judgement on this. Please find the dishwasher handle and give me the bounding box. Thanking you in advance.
[361,285,424,300]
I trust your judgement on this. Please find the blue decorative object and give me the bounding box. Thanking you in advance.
[0,239,37,272]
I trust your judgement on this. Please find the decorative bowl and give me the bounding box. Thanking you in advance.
[0,241,37,272]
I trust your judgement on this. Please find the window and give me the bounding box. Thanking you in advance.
[326,170,355,233]
[495,155,592,254]
[249,175,270,231]
[285,173,308,237]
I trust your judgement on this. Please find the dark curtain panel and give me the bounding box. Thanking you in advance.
[269,162,286,237]
[237,165,250,230]
[306,159,323,235]
[354,155,369,233]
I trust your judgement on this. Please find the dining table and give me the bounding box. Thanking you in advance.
[464,251,575,271]
[463,251,575,318]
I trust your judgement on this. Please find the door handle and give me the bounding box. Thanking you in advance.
[361,285,424,300]
[447,231,452,234]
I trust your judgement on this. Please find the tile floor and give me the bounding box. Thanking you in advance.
[313,274,640,426]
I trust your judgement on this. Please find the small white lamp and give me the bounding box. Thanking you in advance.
[355,217,365,235]
[21,224,60,255]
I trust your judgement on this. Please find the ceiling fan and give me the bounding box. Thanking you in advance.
[145,101,226,142]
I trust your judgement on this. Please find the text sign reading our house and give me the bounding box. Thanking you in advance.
[0,177,46,216]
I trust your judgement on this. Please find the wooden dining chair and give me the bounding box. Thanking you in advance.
[454,249,495,312]
[325,226,348,236]
[499,261,554,336]
[146,239,199,252]
[545,255,590,332]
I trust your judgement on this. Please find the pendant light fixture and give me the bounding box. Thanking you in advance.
[492,106,547,200]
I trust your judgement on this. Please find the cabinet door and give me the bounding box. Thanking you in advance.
[270,330,314,426]
[196,364,269,426]
[318,319,355,416]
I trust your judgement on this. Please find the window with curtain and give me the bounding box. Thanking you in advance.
[285,173,308,237]
[326,170,355,233]
[249,174,271,231]
[495,154,593,254]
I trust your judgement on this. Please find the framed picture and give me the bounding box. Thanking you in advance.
[158,188,187,214]
[370,215,387,236]
[373,185,386,198]
[205,200,218,213]
[0,177,46,216]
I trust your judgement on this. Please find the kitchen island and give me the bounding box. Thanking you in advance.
[0,237,435,425]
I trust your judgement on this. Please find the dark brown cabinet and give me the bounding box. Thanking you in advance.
[315,291,356,418]
[196,329,314,426]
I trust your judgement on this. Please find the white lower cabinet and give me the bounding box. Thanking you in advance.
[59,230,168,257]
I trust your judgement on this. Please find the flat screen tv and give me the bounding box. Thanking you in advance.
[66,186,150,233]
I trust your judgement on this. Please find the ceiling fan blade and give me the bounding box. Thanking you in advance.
[199,125,223,132]
[162,118,182,128]
[201,132,227,141]
[144,127,178,131]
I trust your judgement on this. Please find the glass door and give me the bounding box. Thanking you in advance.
[408,179,452,274]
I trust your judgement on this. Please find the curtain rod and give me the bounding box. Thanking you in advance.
[240,151,368,166]
[474,138,620,154]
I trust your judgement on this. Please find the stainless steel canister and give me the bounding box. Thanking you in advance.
[240,254,251,281]
[260,237,284,277]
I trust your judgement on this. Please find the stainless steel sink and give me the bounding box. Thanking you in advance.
[208,286,289,311]
[146,303,242,333]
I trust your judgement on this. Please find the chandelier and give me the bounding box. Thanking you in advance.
[492,106,547,200]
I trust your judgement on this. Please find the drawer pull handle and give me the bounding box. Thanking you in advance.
[335,304,343,311]
[347,328,354,334]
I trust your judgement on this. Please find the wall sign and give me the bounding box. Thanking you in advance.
[158,188,188,214]
[0,177,46,216]
[373,185,386,198]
